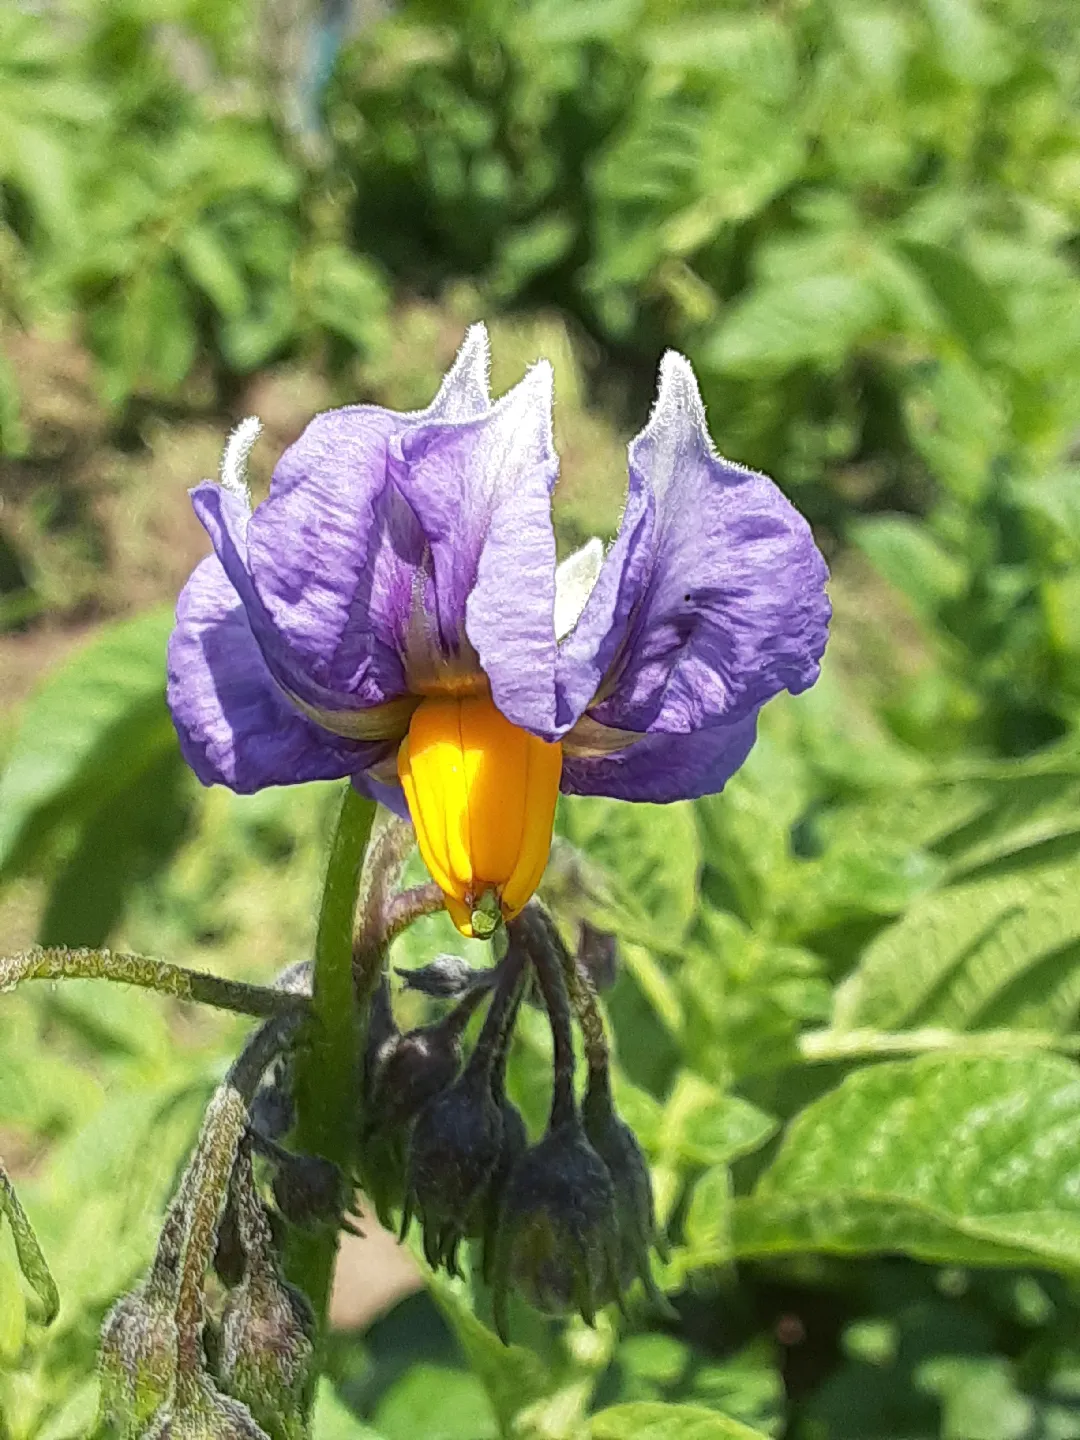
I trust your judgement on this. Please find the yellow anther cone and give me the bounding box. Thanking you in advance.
[397,695,563,937]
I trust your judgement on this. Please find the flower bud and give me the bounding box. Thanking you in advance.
[100,1178,192,1431]
[218,1269,315,1440]
[397,955,493,999]
[582,1064,669,1310]
[405,1064,503,1272]
[491,1118,620,1339]
[139,1376,270,1439]
[480,1098,528,1283]
[271,1152,346,1229]
[213,1146,315,1440]
[249,1062,294,1146]
[577,921,619,992]
[99,1287,178,1432]
[359,976,488,1225]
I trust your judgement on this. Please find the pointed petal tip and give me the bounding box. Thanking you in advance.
[428,322,492,421]
[456,321,492,378]
[653,349,709,437]
[219,415,262,502]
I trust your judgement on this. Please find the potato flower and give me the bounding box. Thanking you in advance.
[167,326,829,934]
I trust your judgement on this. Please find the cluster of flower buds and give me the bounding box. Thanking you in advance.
[360,900,666,1339]
[98,1017,332,1440]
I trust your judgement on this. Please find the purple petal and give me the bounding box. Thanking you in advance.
[553,464,655,732]
[206,325,493,713]
[562,712,758,803]
[245,407,415,706]
[587,353,830,737]
[394,363,560,734]
[167,555,384,792]
[351,771,410,819]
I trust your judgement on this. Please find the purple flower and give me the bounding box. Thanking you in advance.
[167,326,829,934]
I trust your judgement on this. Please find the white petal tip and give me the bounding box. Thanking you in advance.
[430,323,492,421]
[642,351,713,457]
[219,416,262,502]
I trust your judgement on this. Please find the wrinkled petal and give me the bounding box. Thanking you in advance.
[562,711,758,803]
[239,326,492,709]
[167,555,384,793]
[554,464,654,732]
[394,363,560,734]
[578,353,830,738]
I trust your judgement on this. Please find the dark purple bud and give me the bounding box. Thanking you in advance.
[480,1099,528,1284]
[402,943,530,1270]
[271,1151,346,1229]
[581,1063,670,1312]
[359,976,488,1225]
[491,1117,621,1340]
[404,1063,504,1273]
[249,1062,294,1145]
[577,922,619,992]
[396,955,494,999]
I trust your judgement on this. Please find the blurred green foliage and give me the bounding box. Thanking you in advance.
[4,0,1080,1436]
[3,0,1080,748]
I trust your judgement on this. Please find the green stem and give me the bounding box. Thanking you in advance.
[285,785,376,1349]
[0,947,308,1021]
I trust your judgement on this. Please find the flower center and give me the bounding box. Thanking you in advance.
[397,695,563,937]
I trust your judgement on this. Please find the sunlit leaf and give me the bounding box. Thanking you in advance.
[736,1053,1080,1274]
[588,1401,771,1439]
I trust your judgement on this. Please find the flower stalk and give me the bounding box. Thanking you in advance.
[284,784,375,1350]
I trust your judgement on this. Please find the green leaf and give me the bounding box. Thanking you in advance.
[38,746,190,948]
[851,515,967,623]
[305,245,390,355]
[703,273,883,377]
[558,796,701,939]
[0,1225,28,1361]
[656,1074,777,1169]
[374,1364,498,1440]
[428,1271,551,1435]
[923,0,1011,84]
[0,347,28,457]
[310,1379,387,1440]
[832,856,1080,1034]
[0,607,176,879]
[0,1160,59,1323]
[894,239,1009,359]
[178,223,248,319]
[735,1053,1080,1275]
[588,1402,771,1439]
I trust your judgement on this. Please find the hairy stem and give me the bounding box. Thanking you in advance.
[171,1012,302,1396]
[380,881,446,950]
[517,909,578,1130]
[0,947,309,1021]
[173,1085,250,1388]
[285,785,376,1357]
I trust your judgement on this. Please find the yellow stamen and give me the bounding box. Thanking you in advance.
[397,695,563,938]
